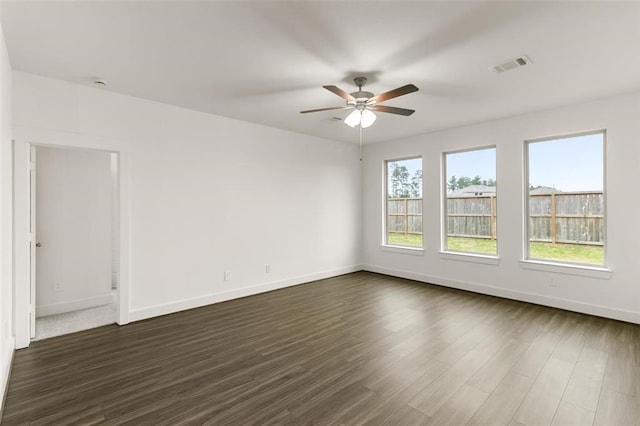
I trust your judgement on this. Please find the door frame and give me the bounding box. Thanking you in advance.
[29,146,35,338]
[14,139,130,348]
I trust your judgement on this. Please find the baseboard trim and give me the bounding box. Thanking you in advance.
[37,293,115,318]
[1,337,16,419]
[363,264,640,324]
[129,265,362,322]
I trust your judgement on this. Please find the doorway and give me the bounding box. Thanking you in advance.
[31,145,119,340]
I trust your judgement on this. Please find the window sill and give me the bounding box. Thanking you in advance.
[380,245,425,256]
[520,259,612,279]
[439,251,500,265]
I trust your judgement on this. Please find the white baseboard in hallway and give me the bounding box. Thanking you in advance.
[34,304,116,341]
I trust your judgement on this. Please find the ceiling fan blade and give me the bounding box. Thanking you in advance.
[372,105,415,116]
[323,85,356,102]
[367,84,419,104]
[299,106,349,114]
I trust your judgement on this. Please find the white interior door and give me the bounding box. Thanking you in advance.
[34,146,114,320]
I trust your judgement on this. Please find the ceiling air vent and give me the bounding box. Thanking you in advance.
[489,55,533,73]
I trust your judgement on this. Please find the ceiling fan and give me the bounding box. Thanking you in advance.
[300,77,419,128]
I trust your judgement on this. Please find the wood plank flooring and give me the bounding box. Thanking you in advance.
[2,271,639,425]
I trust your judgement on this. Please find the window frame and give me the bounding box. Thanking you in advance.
[523,129,608,269]
[441,145,498,259]
[383,156,424,250]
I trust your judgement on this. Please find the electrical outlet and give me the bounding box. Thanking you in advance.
[224,271,231,281]
[265,265,271,274]
[53,282,62,292]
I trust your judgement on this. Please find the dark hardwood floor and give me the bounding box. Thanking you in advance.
[2,272,639,425]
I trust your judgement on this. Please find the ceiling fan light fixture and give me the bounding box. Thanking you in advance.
[344,109,361,128]
[360,109,376,128]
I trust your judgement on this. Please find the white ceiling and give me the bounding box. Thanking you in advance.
[3,1,640,144]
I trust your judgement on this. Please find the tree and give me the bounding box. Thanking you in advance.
[456,176,472,190]
[471,175,482,185]
[448,175,458,192]
[410,170,422,197]
[389,163,410,198]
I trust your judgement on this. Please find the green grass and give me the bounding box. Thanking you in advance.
[388,233,604,265]
[447,237,497,254]
[387,233,422,247]
[529,241,604,265]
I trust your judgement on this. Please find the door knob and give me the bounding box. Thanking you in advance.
[35,242,42,247]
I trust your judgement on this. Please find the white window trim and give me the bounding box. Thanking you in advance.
[439,250,500,265]
[384,156,424,250]
[442,145,498,257]
[523,129,607,269]
[520,259,612,279]
[380,244,425,256]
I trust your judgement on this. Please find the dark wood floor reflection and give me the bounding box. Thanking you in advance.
[3,272,639,425]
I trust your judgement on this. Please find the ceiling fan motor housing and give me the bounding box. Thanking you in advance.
[348,91,374,108]
[350,76,374,106]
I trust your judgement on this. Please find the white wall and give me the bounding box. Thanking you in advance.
[13,71,362,323]
[363,92,640,323]
[0,7,13,410]
[35,146,113,317]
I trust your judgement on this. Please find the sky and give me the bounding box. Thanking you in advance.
[388,132,603,193]
[446,148,496,185]
[528,133,603,191]
[389,149,498,187]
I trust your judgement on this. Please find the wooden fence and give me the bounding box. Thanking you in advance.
[447,195,496,240]
[529,191,603,245]
[388,191,604,245]
[387,198,422,235]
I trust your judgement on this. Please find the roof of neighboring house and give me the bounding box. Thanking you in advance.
[530,186,562,195]
[448,185,496,197]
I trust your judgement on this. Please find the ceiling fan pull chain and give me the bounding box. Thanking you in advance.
[359,124,363,162]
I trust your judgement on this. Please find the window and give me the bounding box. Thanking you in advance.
[444,147,497,255]
[526,131,605,266]
[385,157,422,248]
